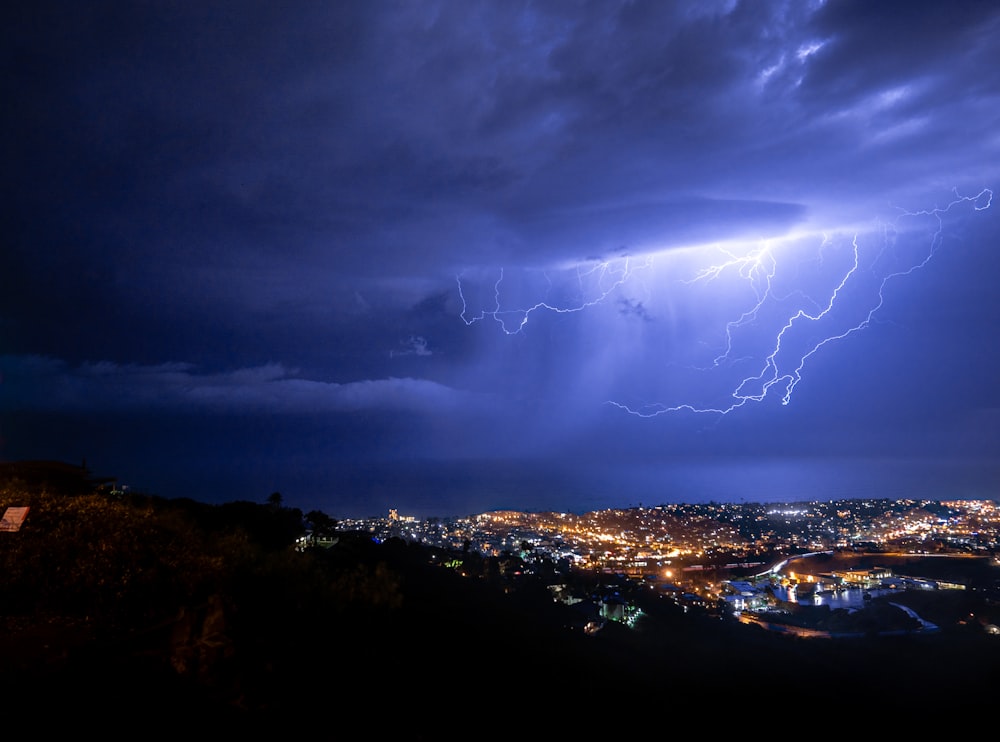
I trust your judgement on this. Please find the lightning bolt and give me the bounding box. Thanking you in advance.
[456,256,651,334]
[456,188,992,419]
[609,187,993,417]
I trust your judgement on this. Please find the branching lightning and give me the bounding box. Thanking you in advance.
[457,188,993,418]
[456,256,651,334]
[610,188,993,417]
[611,233,866,416]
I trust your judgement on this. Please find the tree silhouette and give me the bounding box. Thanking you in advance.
[305,510,337,544]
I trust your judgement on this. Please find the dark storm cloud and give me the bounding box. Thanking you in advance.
[803,0,1000,98]
[0,355,484,415]
[3,1,999,516]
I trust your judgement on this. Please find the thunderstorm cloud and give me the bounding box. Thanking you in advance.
[3,1,999,517]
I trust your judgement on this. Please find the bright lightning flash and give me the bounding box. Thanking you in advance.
[457,188,993,417]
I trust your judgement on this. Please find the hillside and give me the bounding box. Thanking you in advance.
[2,461,1000,734]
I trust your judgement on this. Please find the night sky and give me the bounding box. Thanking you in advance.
[3,1,999,519]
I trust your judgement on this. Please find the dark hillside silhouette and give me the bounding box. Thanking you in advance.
[1,461,999,734]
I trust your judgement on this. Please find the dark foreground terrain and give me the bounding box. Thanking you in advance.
[2,461,999,735]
